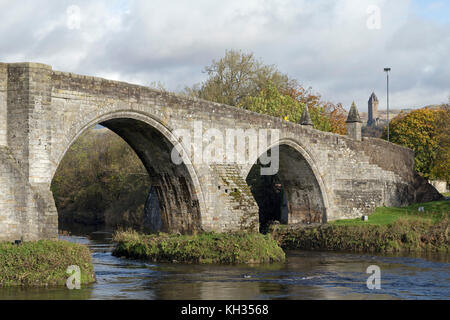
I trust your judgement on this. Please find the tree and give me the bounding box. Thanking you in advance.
[186,49,346,134]
[431,103,450,182]
[238,81,332,131]
[186,49,290,106]
[325,102,348,135]
[282,82,347,134]
[382,107,448,181]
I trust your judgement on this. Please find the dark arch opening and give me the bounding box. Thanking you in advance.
[246,144,326,233]
[51,118,201,235]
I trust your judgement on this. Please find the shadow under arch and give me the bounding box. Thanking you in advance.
[51,111,205,234]
[246,139,329,232]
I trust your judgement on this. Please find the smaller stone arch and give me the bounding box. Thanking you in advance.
[245,138,329,229]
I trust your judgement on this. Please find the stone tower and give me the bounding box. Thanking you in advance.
[367,92,379,126]
[346,101,362,141]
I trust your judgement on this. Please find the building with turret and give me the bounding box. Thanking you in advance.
[367,92,379,126]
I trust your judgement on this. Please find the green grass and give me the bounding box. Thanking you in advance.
[271,200,449,253]
[331,200,449,226]
[0,240,95,287]
[113,230,285,264]
[443,192,450,197]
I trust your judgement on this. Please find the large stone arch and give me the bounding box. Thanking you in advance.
[51,109,206,234]
[245,138,329,227]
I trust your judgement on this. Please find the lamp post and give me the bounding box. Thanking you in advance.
[384,67,391,141]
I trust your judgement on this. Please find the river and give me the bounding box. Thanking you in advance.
[1,232,449,300]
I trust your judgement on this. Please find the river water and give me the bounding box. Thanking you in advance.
[1,232,449,300]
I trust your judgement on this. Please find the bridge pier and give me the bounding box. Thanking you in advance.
[0,148,57,241]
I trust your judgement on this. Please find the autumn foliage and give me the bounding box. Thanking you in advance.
[238,82,332,132]
[325,102,347,135]
[188,49,346,135]
[383,106,449,181]
[283,84,347,134]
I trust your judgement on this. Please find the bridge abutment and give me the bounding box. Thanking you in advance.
[0,63,57,241]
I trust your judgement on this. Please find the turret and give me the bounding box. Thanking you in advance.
[346,101,362,141]
[299,105,313,127]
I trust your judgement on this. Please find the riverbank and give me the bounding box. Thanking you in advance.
[112,230,285,264]
[2,234,448,299]
[271,200,449,253]
[0,240,95,287]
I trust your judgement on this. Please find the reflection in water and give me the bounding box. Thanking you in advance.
[0,233,448,300]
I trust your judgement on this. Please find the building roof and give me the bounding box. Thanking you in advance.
[369,92,378,102]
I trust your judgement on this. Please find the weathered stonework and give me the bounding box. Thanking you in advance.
[346,102,363,141]
[0,63,7,147]
[0,62,442,241]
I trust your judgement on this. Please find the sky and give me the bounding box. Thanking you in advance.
[1,0,449,111]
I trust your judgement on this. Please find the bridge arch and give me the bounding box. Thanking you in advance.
[245,138,329,230]
[51,110,206,234]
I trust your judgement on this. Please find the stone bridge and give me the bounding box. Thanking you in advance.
[0,63,441,241]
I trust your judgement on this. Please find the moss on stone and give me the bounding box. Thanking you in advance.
[229,189,242,202]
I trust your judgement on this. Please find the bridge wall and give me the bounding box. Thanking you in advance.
[0,62,441,241]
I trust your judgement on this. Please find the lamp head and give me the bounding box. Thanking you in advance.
[384,67,391,72]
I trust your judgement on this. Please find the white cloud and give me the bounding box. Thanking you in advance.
[0,0,448,111]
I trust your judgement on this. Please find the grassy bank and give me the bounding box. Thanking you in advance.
[0,240,95,287]
[113,230,285,264]
[271,200,449,253]
[332,200,449,226]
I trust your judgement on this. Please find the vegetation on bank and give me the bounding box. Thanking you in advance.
[112,230,286,264]
[0,240,95,287]
[270,200,449,253]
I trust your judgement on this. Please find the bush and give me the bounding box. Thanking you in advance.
[0,240,95,287]
[112,230,286,264]
[271,213,449,253]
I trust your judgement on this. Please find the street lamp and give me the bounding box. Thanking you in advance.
[384,67,391,142]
